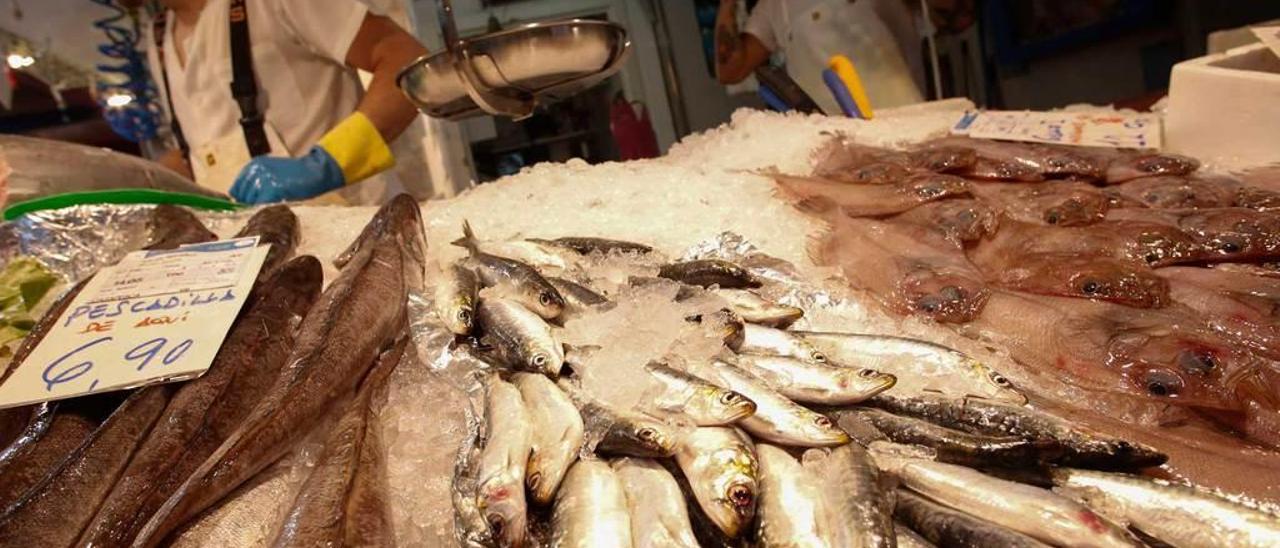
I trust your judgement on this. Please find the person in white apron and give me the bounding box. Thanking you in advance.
[130,0,427,204]
[716,0,925,115]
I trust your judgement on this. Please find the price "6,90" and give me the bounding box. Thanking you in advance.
[41,336,195,392]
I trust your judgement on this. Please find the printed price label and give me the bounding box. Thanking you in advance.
[0,237,268,409]
[953,110,1162,149]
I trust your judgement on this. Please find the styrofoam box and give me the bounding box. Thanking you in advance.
[1166,43,1280,169]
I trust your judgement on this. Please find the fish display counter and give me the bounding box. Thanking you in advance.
[1,100,1279,546]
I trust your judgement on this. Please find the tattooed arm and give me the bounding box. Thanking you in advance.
[715,0,771,84]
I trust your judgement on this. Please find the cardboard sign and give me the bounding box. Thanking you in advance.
[953,110,1162,149]
[0,237,268,409]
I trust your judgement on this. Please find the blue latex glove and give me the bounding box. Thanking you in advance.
[229,146,346,204]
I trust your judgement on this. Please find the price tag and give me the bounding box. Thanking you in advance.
[0,237,268,409]
[954,110,1162,149]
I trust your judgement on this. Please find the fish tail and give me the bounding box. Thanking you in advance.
[451,220,480,255]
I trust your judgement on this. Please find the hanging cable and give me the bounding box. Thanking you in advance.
[91,0,161,142]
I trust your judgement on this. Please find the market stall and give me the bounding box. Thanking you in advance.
[1,95,1279,547]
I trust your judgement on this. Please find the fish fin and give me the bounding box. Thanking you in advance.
[451,219,480,255]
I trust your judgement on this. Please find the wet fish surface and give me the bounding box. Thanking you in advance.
[642,361,756,426]
[658,259,761,289]
[894,489,1050,548]
[739,323,828,363]
[477,298,564,377]
[612,458,699,548]
[891,199,999,248]
[755,443,837,547]
[801,441,895,548]
[234,205,299,276]
[455,221,565,319]
[712,289,803,328]
[868,394,1166,470]
[773,171,972,217]
[832,407,1061,468]
[794,331,1026,404]
[673,427,759,539]
[970,181,1110,226]
[547,276,609,308]
[701,360,849,447]
[528,236,653,255]
[513,372,584,506]
[558,380,677,458]
[732,353,895,405]
[134,195,423,547]
[435,263,479,336]
[475,377,532,547]
[551,459,632,548]
[77,256,322,548]
[1050,467,1280,548]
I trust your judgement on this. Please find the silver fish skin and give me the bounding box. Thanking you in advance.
[454,221,566,319]
[547,277,609,306]
[673,427,759,539]
[755,444,838,548]
[1051,468,1280,548]
[529,236,654,256]
[894,489,1049,548]
[612,458,700,548]
[701,360,849,447]
[802,443,895,548]
[741,324,828,362]
[643,362,756,426]
[834,407,1063,468]
[512,373,584,506]
[794,331,1026,404]
[712,289,804,328]
[552,459,633,548]
[476,378,533,547]
[477,298,564,377]
[879,457,1136,548]
[733,353,895,405]
[658,259,761,289]
[435,262,479,335]
[477,239,576,270]
[557,380,677,458]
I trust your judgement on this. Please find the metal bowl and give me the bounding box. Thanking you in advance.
[397,19,631,120]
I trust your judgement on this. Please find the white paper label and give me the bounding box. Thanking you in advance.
[0,237,268,409]
[1253,26,1280,59]
[953,110,1162,149]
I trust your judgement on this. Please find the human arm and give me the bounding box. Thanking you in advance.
[344,13,428,144]
[715,0,771,85]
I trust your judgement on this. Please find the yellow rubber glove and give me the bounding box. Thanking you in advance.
[318,111,396,185]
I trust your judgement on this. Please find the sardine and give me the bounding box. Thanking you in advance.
[733,353,895,405]
[832,408,1061,468]
[755,443,837,547]
[802,442,895,548]
[454,221,565,319]
[512,372,584,506]
[1050,467,1280,548]
[703,360,849,447]
[551,459,632,548]
[271,338,404,548]
[642,361,756,426]
[712,289,803,328]
[793,331,1027,404]
[234,205,299,276]
[547,276,610,317]
[135,196,423,547]
[894,489,1049,548]
[77,256,322,548]
[894,523,936,548]
[880,458,1136,548]
[0,387,171,546]
[673,427,758,539]
[612,458,699,548]
[476,377,532,547]
[658,259,761,289]
[868,395,1166,469]
[528,236,653,255]
[558,380,677,458]
[740,324,827,363]
[477,298,564,377]
[435,263,479,335]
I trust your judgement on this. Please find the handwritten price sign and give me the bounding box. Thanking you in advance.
[0,237,268,409]
[954,110,1162,149]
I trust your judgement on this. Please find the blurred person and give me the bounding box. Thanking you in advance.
[715,0,925,115]
[125,0,427,204]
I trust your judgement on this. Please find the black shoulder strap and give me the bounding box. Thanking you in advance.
[228,0,270,157]
[153,10,190,156]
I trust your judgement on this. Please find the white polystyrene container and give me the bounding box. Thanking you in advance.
[1165,43,1280,169]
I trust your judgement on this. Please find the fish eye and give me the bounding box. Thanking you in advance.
[1080,280,1101,295]
[1144,253,1159,264]
[988,372,1012,387]
[814,416,833,428]
[811,351,828,363]
[487,514,505,536]
[858,369,879,378]
[728,485,754,508]
[527,472,542,490]
[539,292,555,306]
[1219,239,1242,253]
[718,392,740,404]
[1176,350,1216,375]
[1045,211,1061,224]
[1142,370,1183,397]
[457,309,472,325]
[531,354,547,368]
[637,427,657,441]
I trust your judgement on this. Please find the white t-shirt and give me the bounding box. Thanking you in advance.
[744,0,924,113]
[144,0,368,159]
